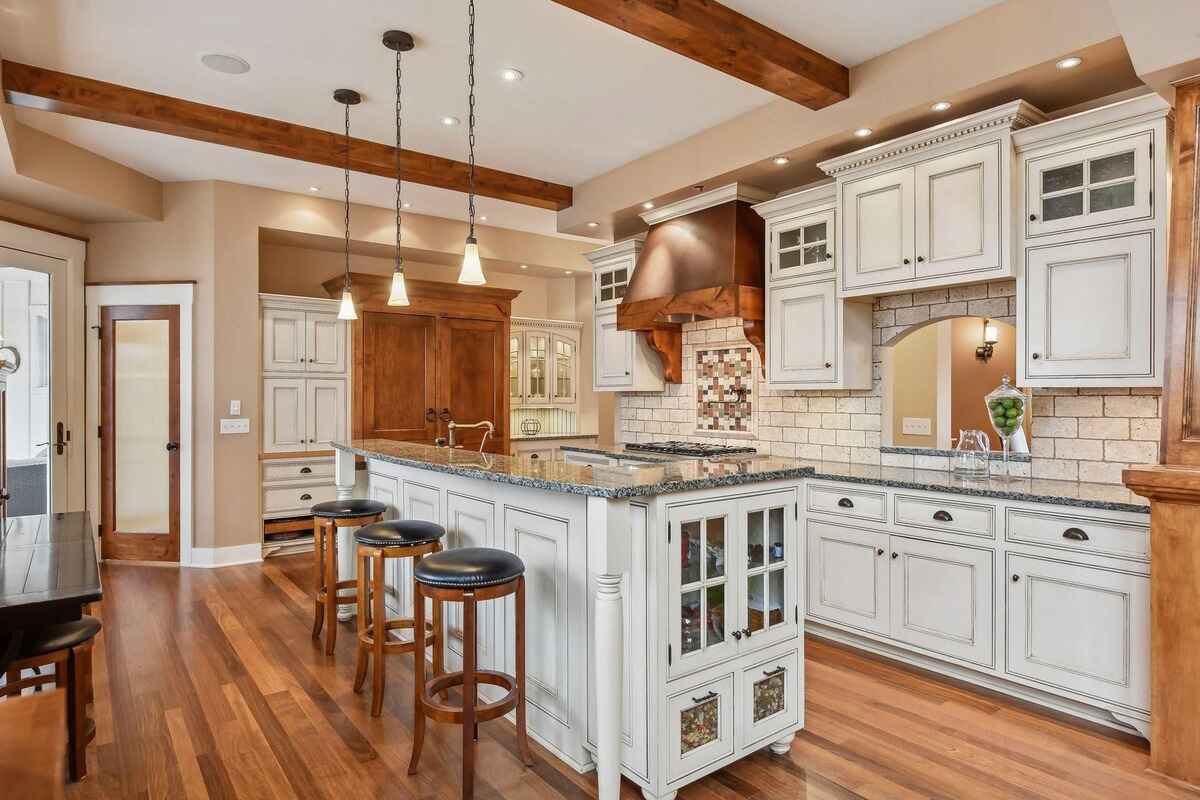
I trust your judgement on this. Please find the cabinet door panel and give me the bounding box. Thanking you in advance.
[368,473,402,614]
[669,499,739,679]
[770,209,835,282]
[769,280,836,385]
[1024,232,1154,379]
[263,309,306,372]
[841,167,915,290]
[805,521,890,636]
[740,491,798,652]
[740,647,801,749]
[362,312,438,442]
[666,674,736,784]
[890,537,994,666]
[1006,555,1149,711]
[439,317,506,453]
[444,491,494,668]
[305,312,346,373]
[552,334,577,404]
[915,143,1000,278]
[262,378,306,452]
[509,332,524,405]
[594,258,634,308]
[595,308,634,387]
[306,379,346,448]
[524,332,550,404]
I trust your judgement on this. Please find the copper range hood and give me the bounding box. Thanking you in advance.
[616,184,773,382]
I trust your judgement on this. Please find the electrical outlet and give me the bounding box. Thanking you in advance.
[902,417,932,436]
[219,418,250,434]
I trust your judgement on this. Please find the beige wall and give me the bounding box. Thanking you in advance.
[890,323,939,449]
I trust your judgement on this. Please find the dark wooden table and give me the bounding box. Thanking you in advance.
[0,511,101,635]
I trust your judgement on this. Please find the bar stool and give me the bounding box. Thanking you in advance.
[353,519,447,716]
[408,547,532,799]
[1,616,101,781]
[311,499,387,655]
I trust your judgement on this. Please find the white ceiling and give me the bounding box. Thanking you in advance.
[0,0,1011,232]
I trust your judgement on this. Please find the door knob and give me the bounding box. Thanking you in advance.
[1031,353,1041,360]
[54,422,67,456]
[165,442,179,452]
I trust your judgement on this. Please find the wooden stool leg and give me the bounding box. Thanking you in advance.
[432,594,445,684]
[353,549,370,693]
[324,522,339,655]
[66,646,88,781]
[5,668,20,694]
[462,594,477,800]
[370,552,387,717]
[407,582,427,776]
[311,520,325,639]
[516,576,533,767]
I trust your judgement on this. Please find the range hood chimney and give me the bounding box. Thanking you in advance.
[617,183,772,381]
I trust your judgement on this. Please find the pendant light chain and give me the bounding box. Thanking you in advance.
[467,0,476,237]
[395,46,404,262]
[343,100,352,290]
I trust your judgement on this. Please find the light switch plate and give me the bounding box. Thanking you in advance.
[229,399,241,416]
[902,417,932,436]
[220,418,250,434]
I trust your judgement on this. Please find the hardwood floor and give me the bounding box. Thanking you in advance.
[51,555,1196,799]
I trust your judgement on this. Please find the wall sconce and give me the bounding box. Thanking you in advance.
[976,319,1000,361]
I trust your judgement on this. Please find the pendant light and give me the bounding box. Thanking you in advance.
[384,30,414,306]
[457,0,486,285]
[334,88,362,320]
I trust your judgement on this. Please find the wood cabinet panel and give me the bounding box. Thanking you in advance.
[439,317,506,452]
[360,312,437,443]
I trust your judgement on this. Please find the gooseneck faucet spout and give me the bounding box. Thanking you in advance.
[447,419,495,453]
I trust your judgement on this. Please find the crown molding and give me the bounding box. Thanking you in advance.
[818,100,1047,178]
[512,316,584,332]
[1013,93,1172,152]
[752,180,835,220]
[584,234,645,265]
[639,182,774,226]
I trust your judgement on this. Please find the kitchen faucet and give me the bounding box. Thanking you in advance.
[447,419,495,453]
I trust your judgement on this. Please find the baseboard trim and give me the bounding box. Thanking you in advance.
[189,543,263,568]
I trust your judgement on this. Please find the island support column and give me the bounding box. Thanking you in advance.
[334,448,358,621]
[588,496,631,800]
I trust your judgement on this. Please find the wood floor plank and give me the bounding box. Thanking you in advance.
[57,556,1200,800]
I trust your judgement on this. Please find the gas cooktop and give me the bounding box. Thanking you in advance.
[624,441,758,458]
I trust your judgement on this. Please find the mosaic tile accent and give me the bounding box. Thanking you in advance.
[696,347,754,432]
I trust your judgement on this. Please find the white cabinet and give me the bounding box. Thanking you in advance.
[767,208,835,282]
[524,330,551,404]
[594,307,634,387]
[666,674,736,784]
[890,536,994,667]
[805,521,891,636]
[509,330,524,405]
[738,647,802,749]
[263,308,346,374]
[1005,554,1149,712]
[591,239,639,309]
[306,379,347,449]
[263,378,306,452]
[1023,232,1154,382]
[1014,95,1170,388]
[586,237,665,393]
[818,100,1041,297]
[511,319,581,407]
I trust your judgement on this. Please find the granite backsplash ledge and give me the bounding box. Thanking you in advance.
[615,278,1160,486]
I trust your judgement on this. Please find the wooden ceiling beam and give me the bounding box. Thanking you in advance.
[549,0,848,109]
[1,60,573,211]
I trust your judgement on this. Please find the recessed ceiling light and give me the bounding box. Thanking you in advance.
[500,67,524,82]
[854,127,873,138]
[587,221,599,228]
[564,270,573,275]
[480,215,488,222]
[1056,56,1083,70]
[520,264,528,269]
[931,101,952,112]
[642,201,655,210]
[441,115,461,126]
[402,202,411,209]
[308,186,320,192]
[773,156,790,165]
[199,52,251,75]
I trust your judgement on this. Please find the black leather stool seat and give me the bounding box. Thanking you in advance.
[414,547,525,589]
[18,616,102,658]
[310,499,388,519]
[355,519,446,547]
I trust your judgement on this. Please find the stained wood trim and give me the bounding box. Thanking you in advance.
[548,0,848,109]
[1160,79,1200,465]
[641,328,682,384]
[0,214,88,242]
[2,60,573,211]
[322,273,521,322]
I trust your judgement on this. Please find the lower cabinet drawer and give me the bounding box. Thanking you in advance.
[263,458,334,483]
[807,483,886,522]
[666,673,736,784]
[894,494,995,539]
[739,648,801,749]
[1006,508,1149,561]
[263,483,337,516]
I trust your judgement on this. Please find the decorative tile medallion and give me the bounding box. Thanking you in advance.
[696,347,754,432]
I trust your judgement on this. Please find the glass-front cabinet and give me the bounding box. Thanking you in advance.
[553,337,575,403]
[509,331,524,405]
[768,208,835,282]
[525,332,549,404]
[509,318,581,409]
[594,263,631,307]
[668,490,799,680]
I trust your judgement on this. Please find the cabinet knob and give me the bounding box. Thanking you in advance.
[741,627,753,639]
[917,256,925,263]
[891,551,899,559]
[530,453,539,460]
[1029,213,1038,221]
[625,370,630,376]
[1012,574,1021,582]
[732,630,742,640]
[876,547,885,556]
[902,258,911,265]
[1031,353,1040,360]
[824,362,832,369]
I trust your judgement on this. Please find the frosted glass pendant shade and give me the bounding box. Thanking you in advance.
[458,238,486,285]
[388,268,411,306]
[337,287,358,320]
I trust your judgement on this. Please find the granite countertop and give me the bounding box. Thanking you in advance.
[334,439,813,498]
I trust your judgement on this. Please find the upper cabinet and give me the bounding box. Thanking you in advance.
[1013,94,1171,387]
[510,317,581,406]
[586,236,666,393]
[263,307,347,374]
[819,100,1046,298]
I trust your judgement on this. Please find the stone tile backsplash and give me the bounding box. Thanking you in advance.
[616,279,1160,485]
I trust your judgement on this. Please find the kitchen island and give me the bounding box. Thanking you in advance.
[333,439,812,800]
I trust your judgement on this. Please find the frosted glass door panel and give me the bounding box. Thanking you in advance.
[114,319,171,533]
[0,268,51,517]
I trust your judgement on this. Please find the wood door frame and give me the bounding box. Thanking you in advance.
[99,304,180,562]
[86,284,194,565]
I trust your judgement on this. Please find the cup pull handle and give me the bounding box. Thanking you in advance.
[300,493,312,501]
[933,509,953,522]
[1062,527,1089,541]
[837,497,854,508]
[300,467,313,474]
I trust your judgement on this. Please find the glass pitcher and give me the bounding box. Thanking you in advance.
[952,429,990,478]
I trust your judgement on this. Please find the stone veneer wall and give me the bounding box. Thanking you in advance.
[616,279,1160,485]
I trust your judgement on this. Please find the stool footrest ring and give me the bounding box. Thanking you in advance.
[418,669,518,723]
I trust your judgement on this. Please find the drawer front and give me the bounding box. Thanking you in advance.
[1006,508,1148,562]
[739,648,801,749]
[667,673,736,784]
[807,483,886,523]
[894,494,994,539]
[263,483,337,516]
[263,458,335,484]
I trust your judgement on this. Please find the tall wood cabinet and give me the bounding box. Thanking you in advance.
[325,273,520,455]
